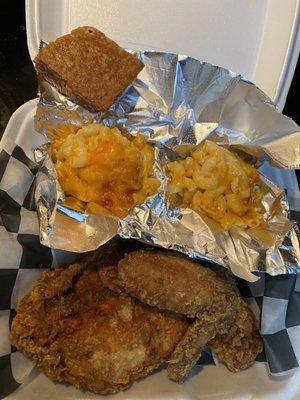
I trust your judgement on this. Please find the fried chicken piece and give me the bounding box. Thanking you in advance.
[167,319,216,382]
[99,265,220,383]
[167,307,238,382]
[101,253,240,383]
[115,250,262,380]
[10,263,188,394]
[99,261,242,381]
[209,298,263,372]
[99,265,217,383]
[118,250,239,324]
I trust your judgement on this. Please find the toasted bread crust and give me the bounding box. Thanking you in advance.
[34,26,143,112]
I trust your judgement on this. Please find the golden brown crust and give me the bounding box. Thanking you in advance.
[209,299,263,372]
[118,250,239,323]
[167,319,216,382]
[10,250,263,392]
[10,263,188,394]
[34,26,144,112]
[102,256,242,383]
[112,252,262,378]
[99,265,124,294]
[167,311,234,383]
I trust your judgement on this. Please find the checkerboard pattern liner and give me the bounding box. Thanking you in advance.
[0,134,300,399]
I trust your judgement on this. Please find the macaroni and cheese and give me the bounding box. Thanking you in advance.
[51,123,159,217]
[167,141,264,229]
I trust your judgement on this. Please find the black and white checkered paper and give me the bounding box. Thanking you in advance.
[0,131,300,399]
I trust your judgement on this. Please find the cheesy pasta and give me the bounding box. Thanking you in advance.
[51,123,159,218]
[167,140,264,229]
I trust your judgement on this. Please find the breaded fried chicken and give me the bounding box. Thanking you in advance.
[118,250,239,324]
[112,250,262,381]
[11,249,263,393]
[10,263,188,394]
[167,319,216,382]
[100,252,239,383]
[209,298,263,372]
[166,306,238,382]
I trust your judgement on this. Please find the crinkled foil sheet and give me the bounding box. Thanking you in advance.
[34,51,300,282]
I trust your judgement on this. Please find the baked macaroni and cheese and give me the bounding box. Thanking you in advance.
[167,141,264,229]
[51,123,159,217]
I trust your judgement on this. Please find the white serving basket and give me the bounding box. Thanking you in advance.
[3,0,300,399]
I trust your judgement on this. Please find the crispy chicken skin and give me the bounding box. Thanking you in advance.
[107,250,262,381]
[167,319,217,382]
[209,298,263,372]
[118,250,239,324]
[99,265,221,383]
[10,263,188,394]
[11,249,263,393]
[166,307,237,382]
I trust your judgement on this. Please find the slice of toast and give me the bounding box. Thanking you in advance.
[34,26,144,112]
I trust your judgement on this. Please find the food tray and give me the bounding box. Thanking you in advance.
[2,100,300,400]
[1,0,300,398]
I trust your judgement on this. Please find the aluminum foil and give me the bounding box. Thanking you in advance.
[34,51,300,282]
